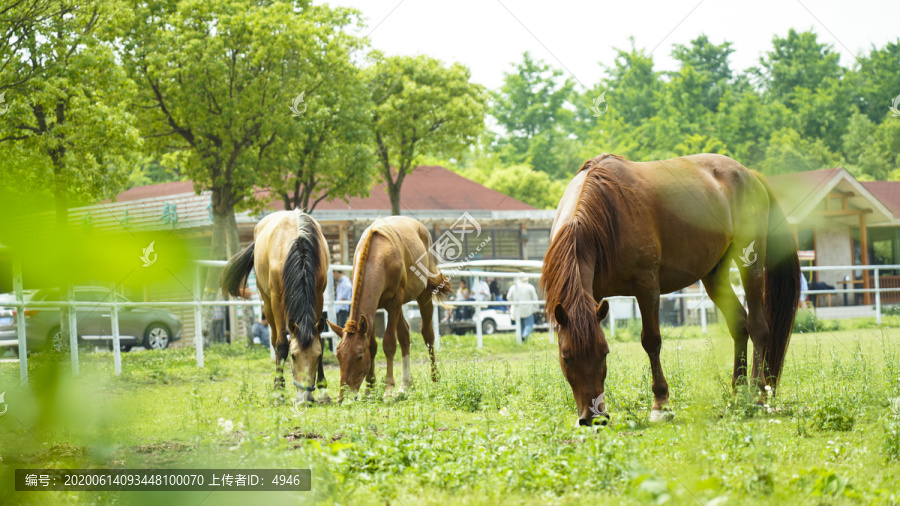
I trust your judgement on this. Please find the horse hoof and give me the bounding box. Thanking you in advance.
[316,393,333,405]
[395,389,409,401]
[650,409,674,422]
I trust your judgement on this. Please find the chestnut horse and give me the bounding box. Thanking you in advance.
[328,216,451,400]
[541,154,800,426]
[222,209,331,404]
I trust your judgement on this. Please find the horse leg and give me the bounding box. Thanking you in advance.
[382,300,401,400]
[739,252,771,402]
[701,260,751,390]
[417,294,439,382]
[635,286,671,421]
[364,330,378,397]
[268,295,289,394]
[397,313,413,395]
[315,341,331,404]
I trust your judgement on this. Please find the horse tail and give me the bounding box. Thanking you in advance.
[758,174,801,390]
[221,242,255,298]
[427,273,454,302]
[282,212,322,350]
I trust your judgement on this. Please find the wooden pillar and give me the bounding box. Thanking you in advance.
[339,224,349,265]
[519,222,528,260]
[860,214,870,305]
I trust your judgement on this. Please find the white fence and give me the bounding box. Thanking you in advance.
[4,260,900,385]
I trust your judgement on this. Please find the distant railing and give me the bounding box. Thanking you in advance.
[5,260,900,385]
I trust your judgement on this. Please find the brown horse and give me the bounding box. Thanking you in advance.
[222,210,331,404]
[541,153,800,426]
[327,216,451,401]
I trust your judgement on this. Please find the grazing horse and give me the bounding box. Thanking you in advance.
[541,153,800,426]
[328,216,451,401]
[222,210,331,404]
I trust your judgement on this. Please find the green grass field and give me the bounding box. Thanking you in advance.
[2,321,900,505]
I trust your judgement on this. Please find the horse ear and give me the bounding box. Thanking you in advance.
[554,304,568,326]
[317,317,327,333]
[359,314,369,336]
[596,300,610,322]
[327,321,344,336]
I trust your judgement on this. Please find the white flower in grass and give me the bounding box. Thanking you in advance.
[217,417,234,434]
[499,407,510,418]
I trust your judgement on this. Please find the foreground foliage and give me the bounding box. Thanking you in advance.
[2,325,900,504]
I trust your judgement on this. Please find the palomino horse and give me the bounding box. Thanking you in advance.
[541,154,800,426]
[328,216,451,400]
[222,209,331,404]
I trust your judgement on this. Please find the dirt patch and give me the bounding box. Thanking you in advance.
[284,428,343,443]
[134,441,192,454]
[37,443,87,460]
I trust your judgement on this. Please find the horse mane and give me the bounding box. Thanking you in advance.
[343,225,376,334]
[282,211,323,350]
[540,155,628,355]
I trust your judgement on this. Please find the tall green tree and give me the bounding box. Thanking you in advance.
[263,60,375,213]
[490,52,575,177]
[846,40,900,123]
[368,54,486,215]
[121,0,363,265]
[671,34,734,112]
[0,0,140,226]
[756,29,842,103]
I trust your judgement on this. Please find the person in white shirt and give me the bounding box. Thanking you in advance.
[506,277,539,341]
[472,277,490,302]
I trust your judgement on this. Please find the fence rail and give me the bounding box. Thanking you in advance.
[4,261,900,384]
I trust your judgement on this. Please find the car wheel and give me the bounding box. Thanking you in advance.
[47,327,69,353]
[121,345,133,352]
[482,319,497,335]
[143,324,171,350]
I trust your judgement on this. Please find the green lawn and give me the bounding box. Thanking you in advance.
[2,323,900,505]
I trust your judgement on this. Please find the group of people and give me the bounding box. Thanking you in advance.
[450,276,540,341]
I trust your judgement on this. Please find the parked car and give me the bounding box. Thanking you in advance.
[0,287,182,352]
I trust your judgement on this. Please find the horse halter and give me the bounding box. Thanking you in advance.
[288,352,316,392]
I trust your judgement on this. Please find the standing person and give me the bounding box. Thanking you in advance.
[252,314,271,348]
[472,277,491,320]
[451,279,470,322]
[211,304,226,344]
[506,277,539,342]
[334,269,352,327]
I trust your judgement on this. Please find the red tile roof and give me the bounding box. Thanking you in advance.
[861,181,900,216]
[111,166,536,211]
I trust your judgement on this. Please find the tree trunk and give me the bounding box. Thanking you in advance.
[52,157,73,355]
[202,186,240,345]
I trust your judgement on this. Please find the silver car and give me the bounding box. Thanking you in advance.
[0,287,182,352]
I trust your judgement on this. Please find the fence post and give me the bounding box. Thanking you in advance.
[875,267,881,325]
[325,266,337,353]
[67,284,79,375]
[432,306,441,352]
[548,306,553,344]
[193,265,204,368]
[608,301,616,339]
[700,291,708,335]
[110,283,122,376]
[13,258,27,385]
[475,301,483,349]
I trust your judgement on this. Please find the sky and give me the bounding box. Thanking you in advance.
[327,0,900,90]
